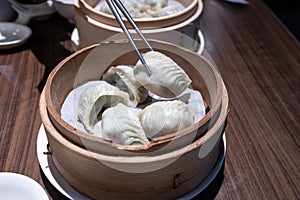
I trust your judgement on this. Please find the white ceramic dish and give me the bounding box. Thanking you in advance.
[71,28,79,51]
[37,124,226,199]
[70,27,205,54]
[0,172,49,200]
[0,22,31,50]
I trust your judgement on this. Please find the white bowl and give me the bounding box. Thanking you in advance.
[0,172,49,200]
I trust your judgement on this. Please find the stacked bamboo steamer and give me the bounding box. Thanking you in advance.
[78,0,199,28]
[74,0,203,51]
[40,39,229,199]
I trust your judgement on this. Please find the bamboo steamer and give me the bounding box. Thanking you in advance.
[78,0,199,28]
[39,79,228,199]
[74,0,203,51]
[44,40,223,155]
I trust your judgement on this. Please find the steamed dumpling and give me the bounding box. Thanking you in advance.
[138,100,194,138]
[102,65,148,107]
[145,0,167,9]
[100,0,150,18]
[100,0,184,18]
[121,0,149,11]
[102,103,150,145]
[77,81,130,133]
[133,51,192,98]
[147,4,185,17]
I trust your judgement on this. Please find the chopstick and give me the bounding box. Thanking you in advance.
[105,0,152,76]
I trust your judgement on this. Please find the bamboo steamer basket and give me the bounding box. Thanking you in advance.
[74,0,203,51]
[44,40,223,155]
[39,80,228,199]
[78,0,199,28]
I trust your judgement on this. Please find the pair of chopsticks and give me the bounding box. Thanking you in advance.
[105,0,152,76]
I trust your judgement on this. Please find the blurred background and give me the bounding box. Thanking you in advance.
[0,0,299,41]
[263,0,300,40]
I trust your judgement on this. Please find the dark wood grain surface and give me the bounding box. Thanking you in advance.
[0,0,299,199]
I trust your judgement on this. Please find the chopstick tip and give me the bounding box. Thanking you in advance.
[144,63,151,76]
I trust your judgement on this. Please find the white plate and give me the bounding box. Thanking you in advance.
[0,22,31,50]
[37,124,226,200]
[0,172,49,200]
[70,28,205,54]
[70,28,79,52]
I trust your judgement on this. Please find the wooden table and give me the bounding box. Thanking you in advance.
[0,0,299,199]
